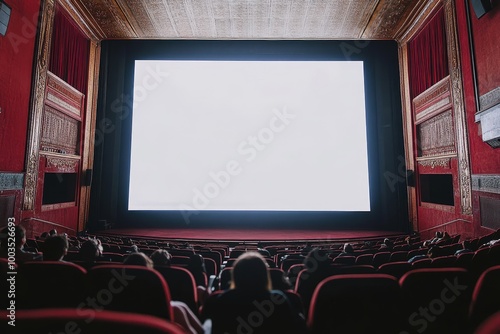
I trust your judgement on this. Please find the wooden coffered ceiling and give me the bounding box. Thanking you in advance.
[64,0,428,41]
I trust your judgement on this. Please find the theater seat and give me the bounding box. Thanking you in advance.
[354,253,373,265]
[399,268,472,334]
[86,265,173,320]
[154,265,198,314]
[378,261,411,279]
[269,268,292,290]
[0,309,187,334]
[469,265,500,330]
[372,251,391,268]
[17,261,86,309]
[308,273,400,334]
[475,312,500,334]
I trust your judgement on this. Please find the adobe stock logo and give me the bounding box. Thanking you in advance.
[179,106,295,224]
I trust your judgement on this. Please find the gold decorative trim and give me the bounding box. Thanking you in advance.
[46,157,79,172]
[23,154,38,210]
[23,0,56,211]
[57,0,103,41]
[413,76,452,124]
[414,76,450,109]
[46,71,84,117]
[444,0,472,215]
[417,158,451,168]
[396,0,442,44]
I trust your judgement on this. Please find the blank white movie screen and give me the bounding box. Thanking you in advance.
[129,60,370,211]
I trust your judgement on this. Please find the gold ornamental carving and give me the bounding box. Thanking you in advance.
[444,0,472,215]
[23,0,56,210]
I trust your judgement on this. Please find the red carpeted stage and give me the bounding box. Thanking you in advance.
[99,227,404,243]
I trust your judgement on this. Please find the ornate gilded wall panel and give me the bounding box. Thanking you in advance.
[24,0,56,210]
[41,106,80,155]
[417,110,456,157]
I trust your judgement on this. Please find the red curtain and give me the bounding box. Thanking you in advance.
[49,6,90,94]
[408,8,449,98]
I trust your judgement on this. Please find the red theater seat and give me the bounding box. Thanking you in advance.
[17,261,86,309]
[308,274,400,334]
[218,267,232,290]
[354,253,373,265]
[0,309,187,334]
[378,261,411,279]
[269,267,292,290]
[389,250,408,262]
[86,265,174,320]
[154,265,198,314]
[469,265,500,330]
[372,251,391,268]
[475,312,500,334]
[399,268,472,334]
[431,255,457,268]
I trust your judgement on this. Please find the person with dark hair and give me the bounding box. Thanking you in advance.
[257,242,271,257]
[150,249,172,266]
[0,225,41,263]
[201,252,307,334]
[379,238,394,251]
[43,234,69,261]
[78,238,103,264]
[340,243,354,256]
[123,252,153,267]
[188,253,207,287]
[48,229,58,236]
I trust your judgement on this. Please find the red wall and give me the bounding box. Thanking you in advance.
[456,0,500,174]
[0,0,40,172]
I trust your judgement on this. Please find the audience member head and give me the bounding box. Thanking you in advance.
[427,245,442,258]
[14,225,27,249]
[405,236,412,245]
[231,252,271,292]
[382,238,394,249]
[150,249,172,266]
[304,248,331,271]
[39,231,49,240]
[49,229,58,236]
[435,231,443,239]
[43,234,69,261]
[189,253,206,271]
[123,252,153,268]
[79,238,102,261]
[343,243,354,254]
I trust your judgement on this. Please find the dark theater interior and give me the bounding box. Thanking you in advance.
[1,0,500,333]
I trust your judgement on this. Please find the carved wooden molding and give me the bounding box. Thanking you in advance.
[396,0,442,44]
[41,106,80,155]
[78,40,101,232]
[46,71,84,118]
[417,109,456,157]
[24,0,56,210]
[414,76,452,123]
[57,0,102,41]
[417,157,452,168]
[45,156,79,173]
[398,43,418,228]
[444,0,472,215]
